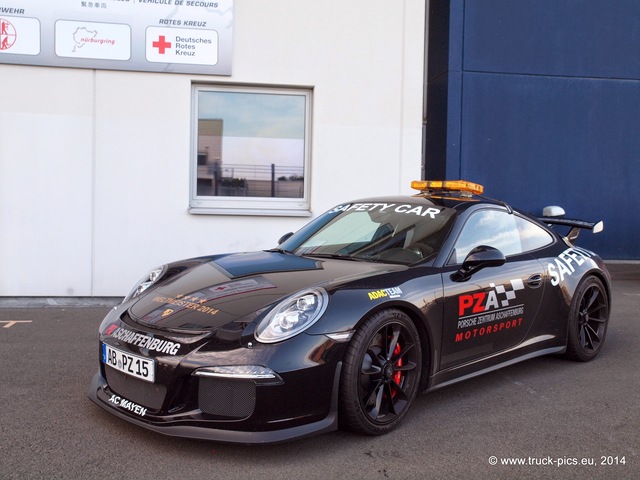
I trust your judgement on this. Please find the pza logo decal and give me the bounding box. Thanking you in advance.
[455,279,526,341]
[458,279,525,317]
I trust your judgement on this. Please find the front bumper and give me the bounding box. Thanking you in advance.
[87,360,342,444]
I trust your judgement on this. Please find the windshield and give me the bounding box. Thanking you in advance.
[281,201,457,265]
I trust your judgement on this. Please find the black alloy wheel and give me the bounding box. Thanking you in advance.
[340,309,422,435]
[565,275,609,362]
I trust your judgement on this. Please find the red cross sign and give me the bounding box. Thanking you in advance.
[152,35,171,54]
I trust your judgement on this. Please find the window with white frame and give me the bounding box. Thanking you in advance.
[190,85,312,216]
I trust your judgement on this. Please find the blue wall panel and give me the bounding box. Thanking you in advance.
[464,0,640,79]
[425,0,640,258]
[459,73,640,258]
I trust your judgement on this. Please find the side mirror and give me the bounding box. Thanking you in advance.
[451,245,506,282]
[542,205,565,218]
[278,232,294,245]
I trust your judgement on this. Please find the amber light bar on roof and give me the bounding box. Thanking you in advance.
[411,180,484,195]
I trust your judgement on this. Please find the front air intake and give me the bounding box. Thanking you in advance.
[198,377,256,418]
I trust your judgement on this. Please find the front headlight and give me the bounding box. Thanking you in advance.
[255,288,329,343]
[123,265,167,303]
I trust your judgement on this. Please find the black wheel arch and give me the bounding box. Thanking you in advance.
[353,300,435,393]
[588,269,612,306]
[564,272,611,361]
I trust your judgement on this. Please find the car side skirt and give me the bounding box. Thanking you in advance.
[427,345,566,392]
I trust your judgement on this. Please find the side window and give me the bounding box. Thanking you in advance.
[516,215,554,252]
[451,209,522,264]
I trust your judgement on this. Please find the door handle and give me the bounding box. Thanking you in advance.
[527,274,543,288]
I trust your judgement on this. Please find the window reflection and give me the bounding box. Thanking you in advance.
[452,209,554,263]
[196,90,307,199]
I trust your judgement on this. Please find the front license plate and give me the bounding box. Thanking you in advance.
[102,343,155,383]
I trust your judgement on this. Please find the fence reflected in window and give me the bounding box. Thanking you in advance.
[196,90,307,199]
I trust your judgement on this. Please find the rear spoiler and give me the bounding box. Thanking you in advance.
[539,206,603,244]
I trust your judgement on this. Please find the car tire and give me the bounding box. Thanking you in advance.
[339,309,422,435]
[565,275,610,362]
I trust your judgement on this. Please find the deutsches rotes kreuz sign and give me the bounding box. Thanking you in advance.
[0,0,233,75]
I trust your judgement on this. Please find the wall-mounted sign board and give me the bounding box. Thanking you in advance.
[0,0,233,75]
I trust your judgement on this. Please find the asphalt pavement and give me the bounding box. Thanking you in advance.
[0,263,638,480]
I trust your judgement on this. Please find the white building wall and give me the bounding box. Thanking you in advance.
[0,0,426,297]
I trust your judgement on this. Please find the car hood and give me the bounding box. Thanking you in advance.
[129,251,405,332]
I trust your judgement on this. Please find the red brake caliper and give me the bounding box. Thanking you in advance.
[392,341,403,389]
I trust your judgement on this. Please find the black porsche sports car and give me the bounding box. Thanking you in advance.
[88,180,611,444]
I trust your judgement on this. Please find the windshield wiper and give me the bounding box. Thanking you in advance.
[266,248,293,254]
[303,253,365,262]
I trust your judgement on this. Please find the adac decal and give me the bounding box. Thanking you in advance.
[455,279,525,341]
[110,326,181,355]
[108,394,147,417]
[330,203,442,219]
[368,287,403,300]
[547,246,593,287]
